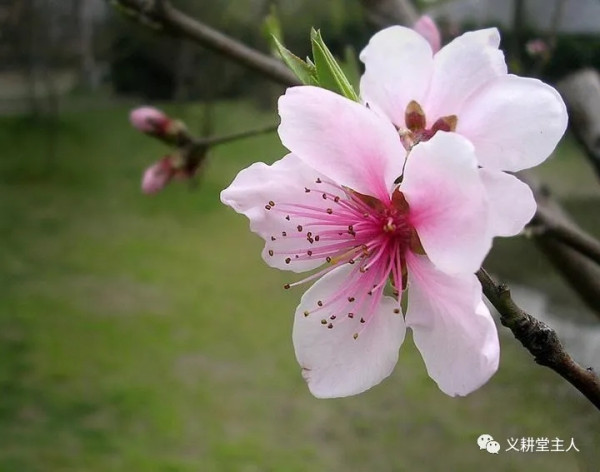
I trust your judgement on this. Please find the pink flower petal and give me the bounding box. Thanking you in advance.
[413,16,441,53]
[278,86,405,202]
[423,28,506,121]
[405,254,499,396]
[359,26,434,128]
[457,75,568,171]
[293,265,406,398]
[221,154,358,273]
[480,169,537,237]
[401,133,491,275]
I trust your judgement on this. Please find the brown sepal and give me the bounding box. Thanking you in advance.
[405,100,426,132]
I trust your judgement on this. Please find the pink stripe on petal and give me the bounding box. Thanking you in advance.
[278,86,405,202]
[402,133,491,275]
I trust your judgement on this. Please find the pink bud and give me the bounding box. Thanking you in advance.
[141,157,174,194]
[130,106,170,135]
[525,39,549,57]
[413,15,442,54]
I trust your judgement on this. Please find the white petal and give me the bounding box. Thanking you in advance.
[405,254,499,396]
[481,169,537,237]
[359,26,434,128]
[221,154,347,272]
[278,86,405,202]
[453,28,501,48]
[401,133,491,275]
[458,75,568,171]
[293,265,406,398]
[424,28,506,120]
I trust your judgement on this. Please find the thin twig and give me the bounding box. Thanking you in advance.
[523,175,600,317]
[532,206,600,267]
[112,0,300,87]
[196,124,278,148]
[477,268,600,411]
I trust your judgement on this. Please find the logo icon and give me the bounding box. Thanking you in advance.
[477,434,500,454]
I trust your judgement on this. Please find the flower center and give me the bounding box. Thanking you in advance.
[400,100,458,150]
[264,179,422,338]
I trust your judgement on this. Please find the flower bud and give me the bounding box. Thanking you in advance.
[525,39,549,58]
[130,106,171,135]
[141,157,174,194]
[413,15,441,54]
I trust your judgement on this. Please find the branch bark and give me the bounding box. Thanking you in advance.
[532,206,600,267]
[477,268,600,411]
[523,175,600,318]
[557,69,600,179]
[112,0,300,87]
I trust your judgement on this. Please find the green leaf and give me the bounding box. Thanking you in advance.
[310,28,359,101]
[271,35,318,86]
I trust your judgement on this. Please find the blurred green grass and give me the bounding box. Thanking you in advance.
[0,102,598,472]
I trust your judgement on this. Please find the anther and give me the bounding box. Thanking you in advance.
[353,333,359,340]
[307,250,313,256]
[303,310,310,317]
[265,205,271,210]
[321,319,327,325]
[285,257,291,264]
[348,297,355,302]
[360,317,366,324]
[349,259,355,264]
[316,178,322,183]
[285,215,290,221]
[282,231,287,237]
[283,283,290,289]
[307,232,312,238]
[348,312,354,318]
[322,193,327,200]
[271,236,276,241]
[393,308,401,314]
[326,257,332,263]
[305,187,310,193]
[268,200,275,206]
[268,250,274,256]
[315,235,320,242]
[334,196,340,203]
[326,208,333,214]
[317,300,323,307]
[297,225,303,232]
[330,315,336,320]
[327,323,333,329]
